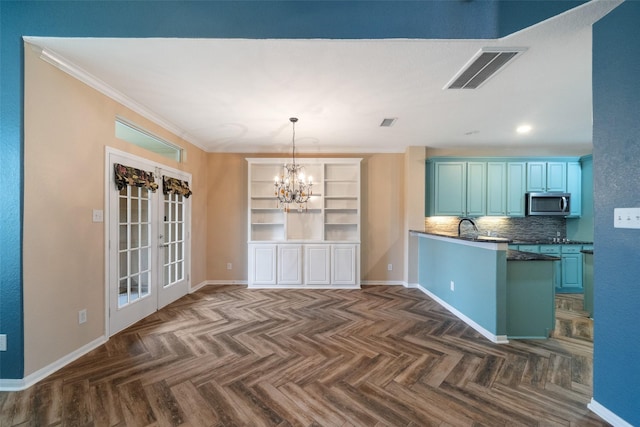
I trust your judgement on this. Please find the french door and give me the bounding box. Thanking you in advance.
[107,150,190,336]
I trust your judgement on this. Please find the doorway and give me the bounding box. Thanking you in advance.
[107,149,191,336]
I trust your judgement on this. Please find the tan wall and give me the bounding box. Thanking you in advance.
[23,44,409,376]
[206,153,248,281]
[204,153,407,283]
[23,44,208,375]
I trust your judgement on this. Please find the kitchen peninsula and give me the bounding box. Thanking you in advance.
[410,230,558,343]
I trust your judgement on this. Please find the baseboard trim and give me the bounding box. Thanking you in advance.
[248,284,360,290]
[0,335,107,391]
[588,398,633,427]
[190,280,248,293]
[361,280,406,286]
[416,284,509,344]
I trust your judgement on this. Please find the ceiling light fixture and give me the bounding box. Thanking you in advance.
[516,124,532,134]
[274,117,313,212]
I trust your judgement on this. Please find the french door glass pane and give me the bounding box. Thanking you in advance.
[118,185,152,308]
[163,192,185,288]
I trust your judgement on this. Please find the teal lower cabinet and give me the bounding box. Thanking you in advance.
[518,244,584,293]
[558,246,583,293]
[583,251,594,317]
[507,260,556,339]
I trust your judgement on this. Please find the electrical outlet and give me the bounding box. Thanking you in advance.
[450,281,455,291]
[387,264,393,271]
[227,263,232,270]
[78,309,87,324]
[0,334,7,351]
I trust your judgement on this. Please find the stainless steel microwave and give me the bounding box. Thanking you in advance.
[526,192,571,216]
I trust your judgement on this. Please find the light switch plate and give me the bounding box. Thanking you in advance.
[92,209,104,223]
[0,334,7,351]
[614,207,640,229]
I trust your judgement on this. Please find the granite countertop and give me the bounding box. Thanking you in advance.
[410,230,592,261]
[507,250,561,261]
[510,239,593,245]
[409,230,511,243]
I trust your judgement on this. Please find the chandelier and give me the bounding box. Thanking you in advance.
[274,117,313,212]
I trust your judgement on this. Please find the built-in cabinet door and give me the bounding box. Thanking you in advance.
[527,162,547,192]
[527,162,567,192]
[506,162,526,216]
[487,162,506,216]
[433,162,466,216]
[249,244,277,285]
[331,244,357,285]
[566,162,582,217]
[546,162,567,192]
[466,162,486,216]
[561,253,583,291]
[305,245,331,285]
[278,244,302,285]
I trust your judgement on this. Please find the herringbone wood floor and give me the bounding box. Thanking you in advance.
[1,285,608,426]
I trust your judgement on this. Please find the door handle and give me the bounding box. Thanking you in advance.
[560,197,568,212]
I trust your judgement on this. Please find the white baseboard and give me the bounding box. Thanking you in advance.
[416,285,509,344]
[361,280,406,286]
[0,335,107,391]
[588,398,633,427]
[190,280,248,293]
[248,284,360,290]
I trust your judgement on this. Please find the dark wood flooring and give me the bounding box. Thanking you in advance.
[0,285,608,426]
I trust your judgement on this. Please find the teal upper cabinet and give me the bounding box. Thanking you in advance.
[527,162,567,192]
[432,162,466,216]
[430,161,485,217]
[466,162,486,216]
[426,157,581,218]
[566,162,582,217]
[506,162,526,217]
[487,162,507,216]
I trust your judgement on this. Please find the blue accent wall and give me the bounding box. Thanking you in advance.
[593,2,640,425]
[0,0,593,382]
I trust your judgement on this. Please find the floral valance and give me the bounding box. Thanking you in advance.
[114,163,159,192]
[163,176,192,198]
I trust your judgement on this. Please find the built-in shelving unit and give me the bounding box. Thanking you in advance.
[247,158,361,289]
[324,163,360,242]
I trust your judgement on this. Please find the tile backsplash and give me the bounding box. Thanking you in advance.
[424,216,567,242]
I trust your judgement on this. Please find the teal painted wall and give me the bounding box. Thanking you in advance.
[592,2,640,424]
[417,238,506,336]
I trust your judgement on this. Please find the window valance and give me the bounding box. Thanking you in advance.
[163,176,192,198]
[114,163,158,192]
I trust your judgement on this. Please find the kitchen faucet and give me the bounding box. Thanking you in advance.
[458,218,478,236]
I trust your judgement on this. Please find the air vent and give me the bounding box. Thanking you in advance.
[380,117,397,127]
[446,48,526,89]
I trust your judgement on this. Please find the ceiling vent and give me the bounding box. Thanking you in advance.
[380,118,397,127]
[446,47,527,90]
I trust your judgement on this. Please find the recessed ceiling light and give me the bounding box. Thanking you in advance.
[516,124,532,134]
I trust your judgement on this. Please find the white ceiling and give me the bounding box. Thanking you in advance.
[25,0,619,155]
